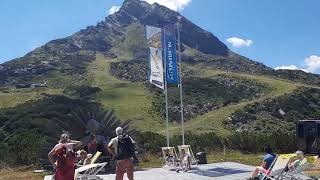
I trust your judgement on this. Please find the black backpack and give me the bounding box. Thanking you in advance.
[116,135,135,160]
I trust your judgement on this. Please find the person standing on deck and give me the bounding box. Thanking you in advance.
[48,133,81,180]
[108,127,135,180]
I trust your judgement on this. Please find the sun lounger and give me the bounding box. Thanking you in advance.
[74,151,105,180]
[161,147,180,170]
[74,162,107,180]
[177,145,198,165]
[279,155,318,180]
[260,154,294,180]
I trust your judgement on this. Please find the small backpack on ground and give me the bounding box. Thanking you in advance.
[116,135,135,160]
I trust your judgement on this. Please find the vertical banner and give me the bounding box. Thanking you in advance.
[163,23,179,85]
[146,25,164,89]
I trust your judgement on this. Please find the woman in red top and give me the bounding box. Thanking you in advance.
[48,134,81,180]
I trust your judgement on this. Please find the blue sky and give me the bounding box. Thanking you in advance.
[1,0,320,73]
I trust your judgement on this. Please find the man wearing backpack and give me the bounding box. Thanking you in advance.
[108,127,135,180]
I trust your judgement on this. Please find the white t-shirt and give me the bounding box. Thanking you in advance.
[108,135,134,155]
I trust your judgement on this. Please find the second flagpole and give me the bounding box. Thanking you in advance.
[177,16,185,145]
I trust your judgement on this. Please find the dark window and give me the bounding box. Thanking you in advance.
[305,122,316,133]
[297,124,304,138]
[317,123,320,137]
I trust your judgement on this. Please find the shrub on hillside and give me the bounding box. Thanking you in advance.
[63,85,101,99]
[131,131,296,155]
[147,75,270,121]
[226,131,297,153]
[0,130,46,165]
[227,87,320,133]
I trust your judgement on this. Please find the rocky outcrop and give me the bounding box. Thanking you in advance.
[110,60,148,82]
[115,0,229,56]
[110,60,199,82]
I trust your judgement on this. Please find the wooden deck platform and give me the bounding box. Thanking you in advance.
[45,162,257,180]
[44,162,314,180]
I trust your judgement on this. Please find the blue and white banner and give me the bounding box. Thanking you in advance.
[146,25,164,89]
[163,23,179,85]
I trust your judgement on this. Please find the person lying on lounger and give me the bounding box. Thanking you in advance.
[180,149,191,171]
[248,145,276,180]
[285,150,306,172]
[165,152,177,163]
[77,150,93,166]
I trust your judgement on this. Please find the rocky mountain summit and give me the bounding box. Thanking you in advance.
[1,0,320,87]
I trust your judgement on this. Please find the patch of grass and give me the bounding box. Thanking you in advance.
[138,154,163,169]
[0,166,45,180]
[87,54,146,120]
[200,67,298,97]
[166,67,299,135]
[83,55,305,135]
[86,54,165,131]
[179,103,249,136]
[0,88,62,109]
[207,151,261,166]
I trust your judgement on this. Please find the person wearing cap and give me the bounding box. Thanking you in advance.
[108,127,135,180]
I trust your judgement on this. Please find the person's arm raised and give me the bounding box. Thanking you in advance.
[69,140,82,150]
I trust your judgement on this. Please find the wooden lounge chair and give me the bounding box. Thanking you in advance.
[259,154,294,180]
[161,147,180,171]
[177,145,198,165]
[279,155,318,180]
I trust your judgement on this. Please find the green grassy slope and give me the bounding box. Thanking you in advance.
[0,89,62,109]
[85,54,165,131]
[82,54,305,136]
[0,54,315,137]
[168,67,300,136]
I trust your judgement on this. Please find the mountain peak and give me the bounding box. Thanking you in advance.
[112,0,228,56]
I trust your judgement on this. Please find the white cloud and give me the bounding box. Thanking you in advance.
[141,0,191,11]
[305,55,320,73]
[275,65,300,71]
[108,6,120,15]
[275,55,320,73]
[226,37,253,48]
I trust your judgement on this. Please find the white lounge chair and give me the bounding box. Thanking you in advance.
[279,155,318,180]
[177,145,198,165]
[161,147,180,170]
[74,151,106,180]
[74,162,107,180]
[260,154,294,180]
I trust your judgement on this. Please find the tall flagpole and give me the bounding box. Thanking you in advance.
[163,26,170,147]
[177,16,185,145]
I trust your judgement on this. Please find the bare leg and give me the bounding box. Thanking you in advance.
[251,166,262,178]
